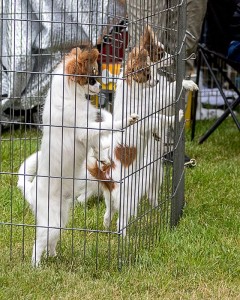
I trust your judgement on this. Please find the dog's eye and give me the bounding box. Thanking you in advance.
[159,51,165,59]
[145,67,151,80]
[89,77,96,85]
[92,67,98,76]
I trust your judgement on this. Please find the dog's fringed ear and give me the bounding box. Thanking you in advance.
[126,47,149,83]
[89,48,99,64]
[65,47,82,81]
[127,47,148,69]
[138,48,149,62]
[65,47,99,82]
[128,47,138,63]
[140,25,155,50]
[70,47,81,56]
[78,48,99,65]
[140,25,165,62]
[128,47,148,64]
[128,47,148,66]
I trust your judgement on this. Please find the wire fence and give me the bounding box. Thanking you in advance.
[0,0,187,269]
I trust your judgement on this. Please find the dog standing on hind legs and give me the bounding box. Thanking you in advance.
[86,42,174,236]
[76,25,174,205]
[18,47,138,266]
[87,26,198,235]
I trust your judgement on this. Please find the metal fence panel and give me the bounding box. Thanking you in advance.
[0,0,187,269]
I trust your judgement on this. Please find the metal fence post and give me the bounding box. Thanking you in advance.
[171,0,186,227]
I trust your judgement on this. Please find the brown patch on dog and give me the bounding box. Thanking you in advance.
[114,144,137,167]
[140,25,165,62]
[65,47,99,85]
[88,161,116,192]
[125,47,151,84]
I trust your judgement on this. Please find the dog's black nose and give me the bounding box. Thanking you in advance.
[99,84,102,90]
[156,80,159,85]
[89,77,96,85]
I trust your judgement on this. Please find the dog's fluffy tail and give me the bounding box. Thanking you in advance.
[17,151,40,204]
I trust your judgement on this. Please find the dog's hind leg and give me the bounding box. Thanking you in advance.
[32,227,59,266]
[103,190,118,229]
[145,152,164,207]
[117,181,137,237]
[32,197,70,267]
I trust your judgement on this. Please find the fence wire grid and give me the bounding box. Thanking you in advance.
[0,0,187,269]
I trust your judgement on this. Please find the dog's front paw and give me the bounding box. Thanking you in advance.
[92,146,111,167]
[98,157,112,168]
[128,113,139,125]
[182,79,199,91]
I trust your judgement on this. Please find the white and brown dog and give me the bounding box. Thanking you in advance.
[79,26,198,235]
[76,26,174,201]
[78,35,176,236]
[17,47,138,266]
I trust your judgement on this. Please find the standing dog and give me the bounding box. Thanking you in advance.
[85,41,176,236]
[81,26,198,235]
[77,25,174,204]
[18,47,138,266]
[140,26,199,204]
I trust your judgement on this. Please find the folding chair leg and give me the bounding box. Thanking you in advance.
[193,45,240,144]
[199,96,240,144]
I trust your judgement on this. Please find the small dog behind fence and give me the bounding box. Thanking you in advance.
[17,46,138,266]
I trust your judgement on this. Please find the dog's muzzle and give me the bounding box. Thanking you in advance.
[88,81,101,95]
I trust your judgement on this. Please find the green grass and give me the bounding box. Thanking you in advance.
[1,119,240,299]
